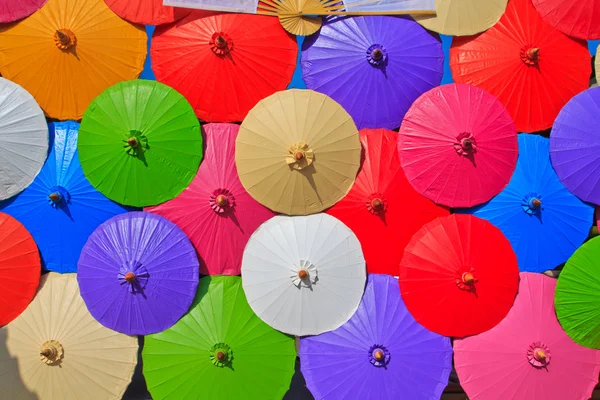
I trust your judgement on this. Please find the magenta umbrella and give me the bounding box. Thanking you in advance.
[0,0,47,23]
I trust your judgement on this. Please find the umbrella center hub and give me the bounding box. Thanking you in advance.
[291,260,318,288]
[367,44,388,66]
[211,32,233,56]
[457,269,478,291]
[118,261,149,293]
[287,142,314,170]
[368,345,390,367]
[454,133,477,156]
[124,130,149,157]
[47,186,70,208]
[40,340,64,365]
[522,193,543,215]
[527,342,551,367]
[54,29,77,50]
[210,189,236,214]
[367,193,388,214]
[521,46,540,66]
[210,343,233,367]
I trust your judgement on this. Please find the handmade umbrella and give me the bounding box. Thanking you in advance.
[301,15,443,130]
[327,129,448,275]
[399,214,519,337]
[414,0,508,36]
[0,0,146,120]
[0,78,48,201]
[532,0,600,40]
[151,12,297,122]
[0,0,47,22]
[0,273,138,400]
[455,273,600,400]
[143,275,296,399]
[555,236,600,349]
[78,80,203,207]
[300,274,452,399]
[104,0,191,25]
[550,87,600,205]
[147,124,275,276]
[450,0,591,133]
[0,213,40,326]
[78,212,199,335]
[466,134,593,273]
[0,122,129,273]
[237,89,361,215]
[242,213,366,336]
[399,83,518,208]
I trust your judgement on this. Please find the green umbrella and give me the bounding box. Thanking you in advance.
[78,80,202,207]
[143,275,296,399]
[555,236,600,349]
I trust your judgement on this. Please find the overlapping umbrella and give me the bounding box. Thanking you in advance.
[147,123,275,276]
[104,0,191,25]
[0,0,47,22]
[532,0,600,40]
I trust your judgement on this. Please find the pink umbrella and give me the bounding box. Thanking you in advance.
[454,273,600,400]
[0,0,47,23]
[146,123,275,276]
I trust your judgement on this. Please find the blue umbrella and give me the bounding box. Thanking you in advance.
[0,121,131,273]
[464,134,593,273]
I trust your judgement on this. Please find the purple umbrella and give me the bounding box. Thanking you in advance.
[299,274,452,399]
[77,211,199,335]
[551,87,600,205]
[301,16,443,131]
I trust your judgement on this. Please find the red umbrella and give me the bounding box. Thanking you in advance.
[327,129,448,276]
[104,0,191,25]
[399,214,519,338]
[450,0,590,133]
[151,12,297,123]
[532,0,600,40]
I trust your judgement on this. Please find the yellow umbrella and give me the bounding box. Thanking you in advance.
[0,273,138,400]
[0,0,146,120]
[236,89,361,215]
[414,0,509,36]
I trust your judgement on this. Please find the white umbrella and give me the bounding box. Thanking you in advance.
[0,78,47,200]
[242,213,366,336]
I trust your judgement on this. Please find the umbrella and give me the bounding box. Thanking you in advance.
[0,0,147,120]
[327,128,449,276]
[78,212,199,335]
[0,0,47,23]
[143,275,296,400]
[0,212,40,326]
[151,12,297,123]
[300,274,452,399]
[0,78,48,201]
[550,87,600,205]
[532,0,600,40]
[466,134,593,273]
[399,83,518,208]
[555,236,600,349]
[414,0,509,36]
[147,123,275,276]
[0,273,138,400]
[301,15,443,130]
[78,80,203,207]
[399,214,520,337]
[455,273,600,400]
[0,122,130,273]
[450,0,591,133]
[104,0,191,25]
[242,213,366,336]
[236,89,361,215]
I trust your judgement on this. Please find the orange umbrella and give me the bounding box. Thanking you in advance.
[104,0,191,26]
[0,0,147,120]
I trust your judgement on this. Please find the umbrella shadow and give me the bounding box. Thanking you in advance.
[220,209,243,232]
[296,163,323,206]
[134,148,149,168]
[0,330,39,399]
[56,202,74,222]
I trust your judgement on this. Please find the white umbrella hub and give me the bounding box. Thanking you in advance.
[40,340,64,366]
[286,142,314,170]
[291,260,318,288]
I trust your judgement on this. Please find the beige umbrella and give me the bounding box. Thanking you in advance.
[236,89,361,215]
[0,273,138,400]
[415,0,509,36]
[594,44,600,88]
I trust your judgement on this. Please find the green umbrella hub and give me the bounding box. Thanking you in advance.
[210,343,233,368]
[124,130,149,157]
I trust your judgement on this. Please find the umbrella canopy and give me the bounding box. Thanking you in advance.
[466,134,593,273]
[242,213,366,336]
[0,213,40,326]
[0,0,147,120]
[455,273,600,400]
[78,212,199,335]
[143,275,296,400]
[414,0,508,36]
[327,129,449,275]
[236,89,361,215]
[300,274,452,399]
[151,12,297,123]
[0,122,130,273]
[147,123,275,276]
[555,236,600,349]
[0,0,47,23]
[532,0,600,40]
[550,87,600,205]
[399,214,520,337]
[301,15,443,130]
[78,80,203,207]
[0,78,48,201]
[0,273,138,400]
[450,0,591,133]
[399,83,518,208]
[104,0,191,25]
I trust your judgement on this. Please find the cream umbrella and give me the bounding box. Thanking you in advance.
[236,89,361,216]
[595,44,600,88]
[0,273,138,400]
